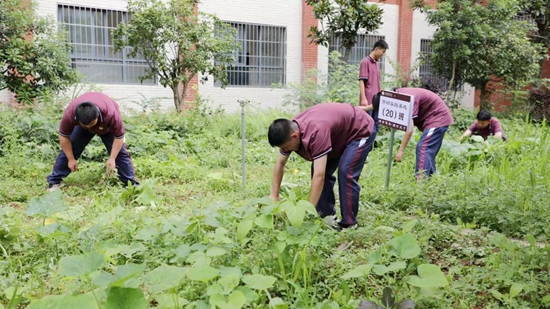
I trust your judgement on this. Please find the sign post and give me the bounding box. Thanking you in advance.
[377,90,415,190]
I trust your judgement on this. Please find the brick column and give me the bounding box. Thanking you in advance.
[396,0,414,76]
[181,2,199,106]
[301,1,318,82]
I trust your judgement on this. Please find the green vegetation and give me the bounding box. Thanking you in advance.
[0,95,549,308]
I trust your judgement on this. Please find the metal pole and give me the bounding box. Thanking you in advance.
[238,100,248,192]
[385,128,396,190]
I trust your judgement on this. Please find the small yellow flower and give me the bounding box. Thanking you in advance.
[293,169,299,175]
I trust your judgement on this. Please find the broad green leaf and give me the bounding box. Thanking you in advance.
[118,242,146,257]
[27,294,98,309]
[368,248,382,264]
[91,271,116,287]
[381,287,395,308]
[26,295,65,309]
[278,201,293,213]
[254,214,273,229]
[209,294,225,307]
[186,251,207,265]
[510,283,523,299]
[174,244,191,259]
[401,219,418,233]
[357,300,383,309]
[206,246,227,257]
[341,264,373,279]
[209,291,246,309]
[407,264,448,287]
[218,274,240,294]
[219,266,242,278]
[143,265,188,294]
[237,219,254,241]
[115,264,145,280]
[134,227,157,241]
[110,264,145,287]
[285,203,306,227]
[187,266,219,282]
[242,274,276,290]
[235,286,259,303]
[269,297,288,308]
[297,200,317,215]
[155,293,189,309]
[372,261,406,276]
[397,299,415,309]
[227,290,246,309]
[472,135,485,143]
[36,223,60,237]
[207,284,223,295]
[104,287,147,309]
[541,295,550,305]
[58,251,105,277]
[490,289,504,301]
[387,234,421,259]
[26,190,66,218]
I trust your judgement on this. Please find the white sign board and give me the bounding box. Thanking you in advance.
[378,90,414,132]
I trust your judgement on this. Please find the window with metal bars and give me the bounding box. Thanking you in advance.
[419,39,450,91]
[57,5,155,85]
[329,34,385,73]
[219,22,286,87]
[514,11,536,26]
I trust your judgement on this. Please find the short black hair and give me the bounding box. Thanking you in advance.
[477,110,492,121]
[268,119,294,147]
[75,102,99,125]
[372,39,389,51]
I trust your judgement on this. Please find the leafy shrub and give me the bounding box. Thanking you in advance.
[527,84,550,122]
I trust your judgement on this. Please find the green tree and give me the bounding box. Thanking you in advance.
[113,0,239,112]
[0,0,77,104]
[519,0,550,77]
[414,0,544,110]
[305,0,384,62]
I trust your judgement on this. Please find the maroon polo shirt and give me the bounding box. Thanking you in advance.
[59,92,125,138]
[358,56,381,106]
[468,117,506,140]
[396,88,453,131]
[280,103,373,161]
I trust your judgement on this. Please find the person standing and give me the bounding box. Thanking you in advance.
[359,39,388,142]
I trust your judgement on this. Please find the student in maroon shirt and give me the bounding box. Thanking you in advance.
[374,88,453,180]
[359,39,388,143]
[460,110,507,141]
[268,103,375,231]
[46,92,139,190]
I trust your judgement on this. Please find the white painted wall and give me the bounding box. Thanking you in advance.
[198,0,302,113]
